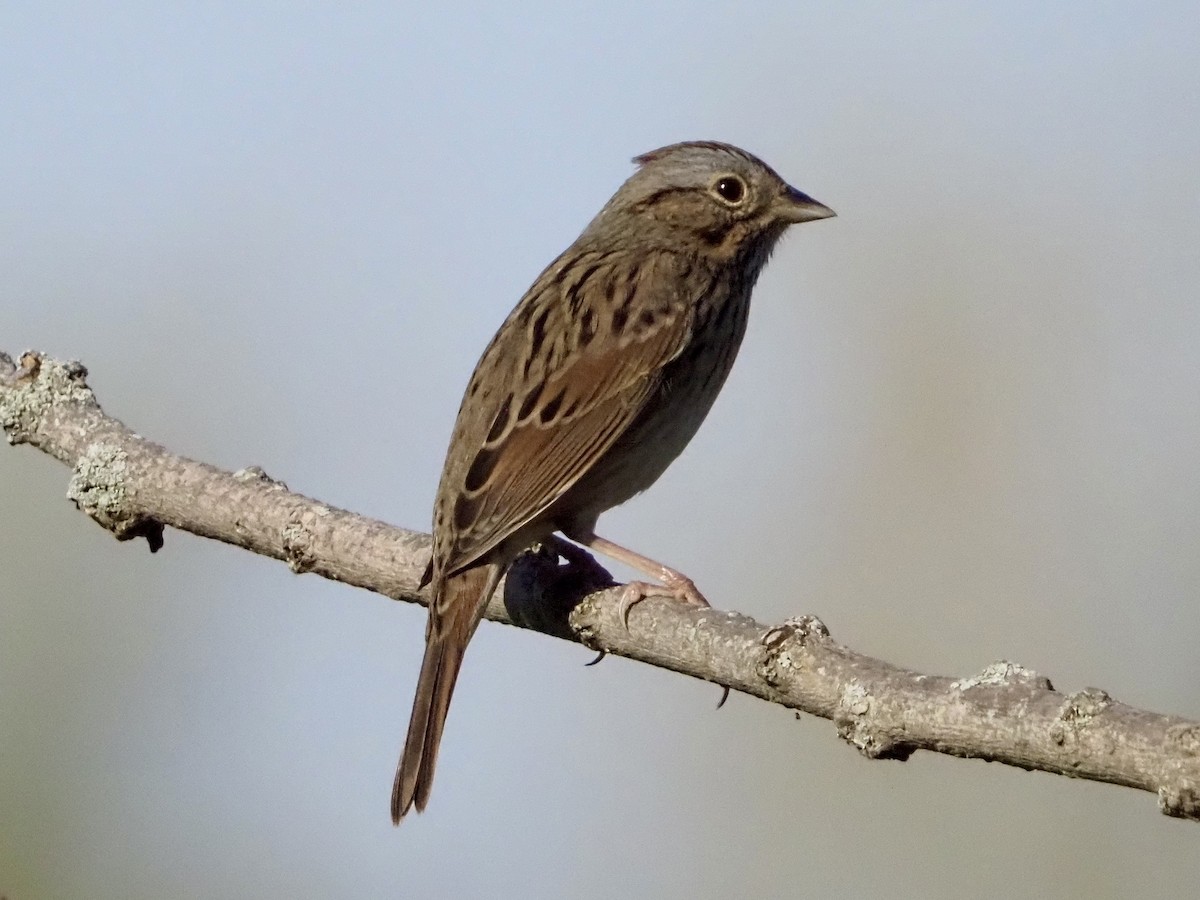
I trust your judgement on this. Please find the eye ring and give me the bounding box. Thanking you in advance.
[712,175,747,205]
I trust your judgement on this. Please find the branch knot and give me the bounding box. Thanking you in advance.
[67,442,165,550]
[756,615,831,688]
[1,350,96,445]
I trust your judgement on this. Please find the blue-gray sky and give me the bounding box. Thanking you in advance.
[3,4,1199,897]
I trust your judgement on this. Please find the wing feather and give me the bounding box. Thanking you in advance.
[434,248,702,575]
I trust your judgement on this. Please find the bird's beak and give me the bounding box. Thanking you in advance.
[777,185,836,224]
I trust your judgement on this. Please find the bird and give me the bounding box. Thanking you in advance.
[392,140,834,823]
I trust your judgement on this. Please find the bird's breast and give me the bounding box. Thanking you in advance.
[555,281,753,516]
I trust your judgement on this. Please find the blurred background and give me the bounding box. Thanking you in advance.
[2,3,1199,897]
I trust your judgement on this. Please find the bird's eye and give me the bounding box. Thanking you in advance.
[713,176,746,205]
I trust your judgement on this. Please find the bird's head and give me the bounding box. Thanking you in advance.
[589,140,834,262]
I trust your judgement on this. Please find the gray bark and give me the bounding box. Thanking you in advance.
[3,349,1198,822]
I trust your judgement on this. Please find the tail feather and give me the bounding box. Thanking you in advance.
[392,563,500,824]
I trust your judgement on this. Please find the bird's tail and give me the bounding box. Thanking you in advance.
[392,563,500,824]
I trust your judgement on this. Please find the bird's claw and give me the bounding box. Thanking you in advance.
[617,573,710,629]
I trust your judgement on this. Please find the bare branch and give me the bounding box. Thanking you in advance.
[3,349,1198,822]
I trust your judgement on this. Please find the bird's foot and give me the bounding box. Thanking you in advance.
[617,569,710,629]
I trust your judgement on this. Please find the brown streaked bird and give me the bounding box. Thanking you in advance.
[393,140,834,823]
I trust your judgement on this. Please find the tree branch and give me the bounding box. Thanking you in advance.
[3,349,1198,822]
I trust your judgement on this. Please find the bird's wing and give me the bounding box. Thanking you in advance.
[435,248,706,576]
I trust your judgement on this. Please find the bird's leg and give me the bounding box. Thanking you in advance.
[562,529,729,705]
[559,529,710,627]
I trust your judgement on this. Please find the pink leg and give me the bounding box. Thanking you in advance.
[560,529,709,627]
